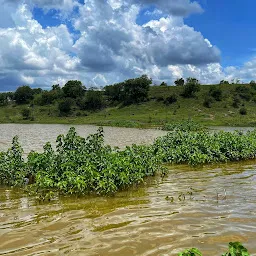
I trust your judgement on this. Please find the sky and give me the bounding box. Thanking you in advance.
[0,0,255,91]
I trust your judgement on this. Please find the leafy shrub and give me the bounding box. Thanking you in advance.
[232,95,241,108]
[209,86,222,101]
[154,129,256,165]
[162,120,206,132]
[181,78,200,98]
[21,108,31,120]
[14,85,34,104]
[78,90,105,111]
[178,242,250,256]
[156,96,164,102]
[0,127,162,195]
[239,107,247,115]
[235,86,251,101]
[174,78,185,86]
[164,94,177,105]
[203,95,214,108]
[58,98,74,115]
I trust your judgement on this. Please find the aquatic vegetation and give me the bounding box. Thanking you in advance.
[0,127,163,195]
[178,242,250,256]
[2,127,256,194]
[154,129,256,165]
[162,120,206,132]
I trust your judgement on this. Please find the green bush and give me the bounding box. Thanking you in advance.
[181,78,200,98]
[164,94,177,105]
[21,108,31,120]
[0,127,162,195]
[239,107,247,115]
[178,242,250,256]
[209,86,222,101]
[203,95,214,108]
[58,98,74,115]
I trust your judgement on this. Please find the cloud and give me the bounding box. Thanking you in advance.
[0,0,242,91]
[0,3,81,89]
[129,0,203,16]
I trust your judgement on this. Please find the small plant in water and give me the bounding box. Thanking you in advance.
[178,242,250,256]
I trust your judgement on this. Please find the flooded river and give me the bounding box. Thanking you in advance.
[0,124,256,255]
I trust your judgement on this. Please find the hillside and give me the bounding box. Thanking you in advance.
[1,82,256,128]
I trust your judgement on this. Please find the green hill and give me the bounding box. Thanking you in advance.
[1,81,256,128]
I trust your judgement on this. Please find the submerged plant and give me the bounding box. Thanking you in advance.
[178,248,202,256]
[162,120,206,132]
[178,242,250,256]
[0,127,163,195]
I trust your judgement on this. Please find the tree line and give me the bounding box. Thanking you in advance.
[1,75,256,119]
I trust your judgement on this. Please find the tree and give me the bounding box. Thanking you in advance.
[52,84,61,91]
[235,85,252,101]
[79,90,105,110]
[174,78,185,86]
[62,80,86,98]
[0,93,8,106]
[220,80,229,85]
[181,78,200,98]
[104,83,124,102]
[164,94,177,105]
[160,82,168,86]
[123,75,152,105]
[14,85,34,104]
[21,108,31,120]
[209,86,222,101]
[58,98,74,115]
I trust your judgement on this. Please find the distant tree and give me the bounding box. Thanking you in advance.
[232,95,241,108]
[164,94,177,105]
[79,90,105,111]
[21,108,31,120]
[235,85,251,101]
[209,86,222,101]
[220,80,229,85]
[0,93,8,106]
[250,80,256,85]
[104,75,151,105]
[160,82,168,86]
[52,84,61,91]
[58,98,74,115]
[14,85,34,104]
[181,78,200,98]
[203,96,214,108]
[123,75,152,105]
[62,80,86,98]
[174,78,185,86]
[104,83,124,102]
[32,88,43,95]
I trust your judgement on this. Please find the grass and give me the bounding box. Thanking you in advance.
[1,83,256,127]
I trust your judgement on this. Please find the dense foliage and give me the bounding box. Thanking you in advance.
[0,127,162,195]
[162,120,206,132]
[178,242,250,256]
[154,129,256,165]
[105,75,152,105]
[181,78,200,98]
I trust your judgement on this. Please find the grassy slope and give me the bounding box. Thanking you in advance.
[1,84,256,127]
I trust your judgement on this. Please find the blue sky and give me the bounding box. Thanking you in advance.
[0,0,255,91]
[186,0,256,68]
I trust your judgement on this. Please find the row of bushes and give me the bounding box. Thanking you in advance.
[2,127,256,194]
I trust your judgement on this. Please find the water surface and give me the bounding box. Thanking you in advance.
[0,124,167,154]
[0,124,256,255]
[1,162,256,255]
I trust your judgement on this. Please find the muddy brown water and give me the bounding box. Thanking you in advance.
[0,124,256,255]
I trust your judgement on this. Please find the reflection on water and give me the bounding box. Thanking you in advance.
[1,161,256,255]
[0,124,167,154]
